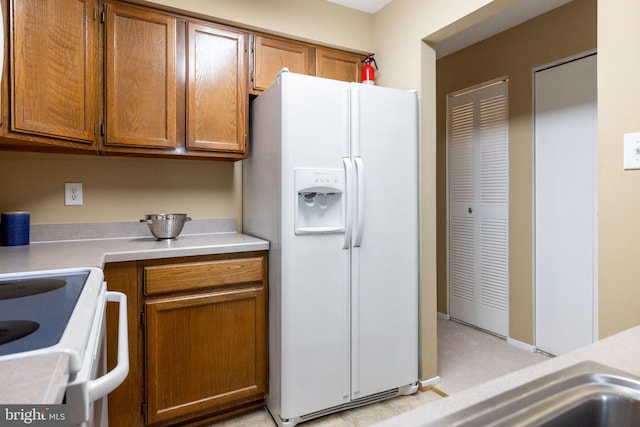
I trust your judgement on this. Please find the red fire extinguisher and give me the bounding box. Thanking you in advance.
[361,53,378,85]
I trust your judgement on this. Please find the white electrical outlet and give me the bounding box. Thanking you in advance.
[65,183,83,206]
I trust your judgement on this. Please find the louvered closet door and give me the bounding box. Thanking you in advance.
[448,80,509,337]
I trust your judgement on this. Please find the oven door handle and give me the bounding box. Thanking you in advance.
[89,291,129,401]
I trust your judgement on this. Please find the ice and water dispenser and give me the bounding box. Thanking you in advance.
[294,168,345,234]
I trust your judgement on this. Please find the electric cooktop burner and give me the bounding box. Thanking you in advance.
[0,320,39,345]
[0,278,66,300]
[0,270,89,355]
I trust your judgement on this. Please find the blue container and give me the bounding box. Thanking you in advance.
[1,212,30,246]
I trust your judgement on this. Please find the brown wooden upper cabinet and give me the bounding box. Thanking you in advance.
[103,2,248,159]
[4,0,100,152]
[1,0,362,159]
[250,35,363,94]
[316,47,362,83]
[103,3,178,151]
[250,34,314,93]
[186,22,247,153]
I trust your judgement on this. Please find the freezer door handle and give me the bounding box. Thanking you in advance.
[343,157,355,249]
[354,157,365,247]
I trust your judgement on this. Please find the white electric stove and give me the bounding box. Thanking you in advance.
[0,267,129,426]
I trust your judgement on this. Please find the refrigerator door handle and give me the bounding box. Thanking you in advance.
[354,157,365,247]
[343,157,355,249]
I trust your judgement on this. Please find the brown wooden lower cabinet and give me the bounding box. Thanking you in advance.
[105,251,268,426]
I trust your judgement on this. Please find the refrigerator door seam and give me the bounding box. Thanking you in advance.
[351,87,361,157]
[351,246,361,397]
[342,249,351,400]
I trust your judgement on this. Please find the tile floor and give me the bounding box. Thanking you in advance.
[211,318,550,426]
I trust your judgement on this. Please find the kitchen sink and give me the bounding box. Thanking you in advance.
[426,361,640,426]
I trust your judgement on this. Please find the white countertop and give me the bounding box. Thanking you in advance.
[0,353,69,404]
[374,324,640,426]
[0,232,269,274]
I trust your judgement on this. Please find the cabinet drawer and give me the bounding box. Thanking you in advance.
[144,257,263,295]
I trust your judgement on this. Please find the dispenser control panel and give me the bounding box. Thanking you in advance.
[294,168,344,194]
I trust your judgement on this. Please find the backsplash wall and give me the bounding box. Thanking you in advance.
[0,151,241,227]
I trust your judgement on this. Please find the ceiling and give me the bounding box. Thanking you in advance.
[324,0,392,14]
[325,0,573,58]
[433,0,574,58]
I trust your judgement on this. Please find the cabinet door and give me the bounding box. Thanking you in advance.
[10,0,98,146]
[145,287,267,424]
[251,35,313,92]
[316,47,362,83]
[186,22,247,153]
[104,3,177,149]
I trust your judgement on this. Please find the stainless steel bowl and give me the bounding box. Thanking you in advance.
[141,214,191,239]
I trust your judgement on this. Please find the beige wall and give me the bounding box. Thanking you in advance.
[371,0,560,380]
[142,0,373,51]
[434,0,596,344]
[0,0,373,228]
[371,0,640,376]
[0,151,240,224]
[598,0,640,338]
[372,0,497,91]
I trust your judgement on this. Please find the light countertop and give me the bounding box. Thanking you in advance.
[374,324,640,426]
[0,217,269,275]
[0,232,269,274]
[0,353,69,404]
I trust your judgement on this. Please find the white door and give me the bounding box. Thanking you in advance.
[448,80,509,337]
[535,54,597,355]
[351,84,419,399]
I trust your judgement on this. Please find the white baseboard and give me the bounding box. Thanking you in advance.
[419,376,441,389]
[507,337,537,352]
[437,312,450,320]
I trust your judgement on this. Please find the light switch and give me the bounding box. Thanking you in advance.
[623,132,640,170]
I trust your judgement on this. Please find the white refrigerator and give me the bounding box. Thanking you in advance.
[243,72,419,427]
